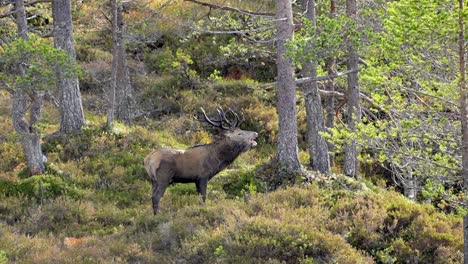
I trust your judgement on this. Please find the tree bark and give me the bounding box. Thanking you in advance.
[458,0,468,262]
[52,0,85,133]
[12,0,45,175]
[276,0,301,174]
[303,0,330,173]
[343,0,361,178]
[403,172,416,201]
[114,4,134,123]
[107,0,118,129]
[107,0,135,126]
[324,0,337,167]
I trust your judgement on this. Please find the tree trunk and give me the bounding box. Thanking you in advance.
[52,0,85,133]
[112,1,135,124]
[276,0,301,175]
[303,0,330,173]
[107,0,118,129]
[13,0,45,175]
[15,0,28,40]
[403,172,416,201]
[324,0,337,167]
[343,0,361,178]
[457,0,468,262]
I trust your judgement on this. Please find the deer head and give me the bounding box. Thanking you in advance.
[200,107,258,150]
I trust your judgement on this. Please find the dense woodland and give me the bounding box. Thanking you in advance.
[0,0,466,263]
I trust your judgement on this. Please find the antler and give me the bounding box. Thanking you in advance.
[199,107,243,129]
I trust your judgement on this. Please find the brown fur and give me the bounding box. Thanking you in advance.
[144,128,257,214]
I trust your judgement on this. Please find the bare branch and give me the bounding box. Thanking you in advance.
[184,0,274,17]
[261,68,360,89]
[195,25,275,35]
[306,88,389,115]
[297,68,360,84]
[45,91,60,108]
[0,80,14,94]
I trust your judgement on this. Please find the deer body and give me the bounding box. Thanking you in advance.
[144,108,257,214]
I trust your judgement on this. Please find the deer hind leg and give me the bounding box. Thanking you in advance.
[152,180,170,214]
[195,178,208,204]
[151,164,172,214]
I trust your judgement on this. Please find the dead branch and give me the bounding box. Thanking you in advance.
[195,25,275,35]
[184,0,274,17]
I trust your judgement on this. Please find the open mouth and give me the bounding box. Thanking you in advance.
[250,139,257,147]
[250,133,258,147]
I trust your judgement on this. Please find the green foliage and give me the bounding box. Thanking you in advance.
[287,15,348,69]
[0,251,7,264]
[0,172,81,202]
[220,168,265,199]
[0,35,80,92]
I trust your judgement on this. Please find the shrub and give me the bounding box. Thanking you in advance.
[0,142,25,172]
[0,174,79,202]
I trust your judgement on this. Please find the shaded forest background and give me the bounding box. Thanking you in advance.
[0,0,466,263]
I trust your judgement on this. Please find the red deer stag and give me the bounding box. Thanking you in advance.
[144,108,258,214]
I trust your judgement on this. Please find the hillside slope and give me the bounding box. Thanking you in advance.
[0,93,463,264]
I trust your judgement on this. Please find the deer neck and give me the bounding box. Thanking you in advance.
[207,140,246,177]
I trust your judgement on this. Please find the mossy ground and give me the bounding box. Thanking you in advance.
[0,88,463,263]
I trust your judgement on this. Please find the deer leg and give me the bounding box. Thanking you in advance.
[152,180,169,215]
[196,179,208,204]
[151,180,160,214]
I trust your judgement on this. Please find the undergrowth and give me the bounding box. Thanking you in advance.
[0,92,463,263]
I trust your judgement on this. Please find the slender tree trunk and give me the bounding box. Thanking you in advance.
[115,1,135,123]
[107,0,118,129]
[276,0,301,175]
[52,0,85,133]
[343,0,361,178]
[403,171,416,201]
[15,0,28,40]
[324,0,337,167]
[13,0,45,175]
[458,0,468,262]
[303,0,330,173]
[107,0,135,126]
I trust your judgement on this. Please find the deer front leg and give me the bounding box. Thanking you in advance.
[196,178,208,204]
